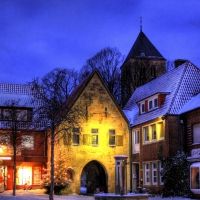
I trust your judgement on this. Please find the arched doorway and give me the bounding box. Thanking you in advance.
[81,160,107,194]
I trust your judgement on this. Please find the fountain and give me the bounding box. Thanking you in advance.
[94,155,149,200]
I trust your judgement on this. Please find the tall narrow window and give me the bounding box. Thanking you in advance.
[193,123,200,144]
[151,124,156,140]
[151,65,156,78]
[133,130,140,153]
[152,163,157,185]
[109,129,115,146]
[72,128,80,145]
[141,103,145,113]
[157,122,164,139]
[149,100,153,110]
[154,98,158,108]
[143,127,149,143]
[159,161,164,185]
[144,163,150,185]
[91,129,98,146]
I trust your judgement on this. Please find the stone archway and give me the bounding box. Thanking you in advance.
[81,160,107,194]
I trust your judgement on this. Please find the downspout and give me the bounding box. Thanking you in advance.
[129,124,132,192]
[178,115,181,150]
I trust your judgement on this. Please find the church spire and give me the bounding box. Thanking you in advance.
[140,16,142,32]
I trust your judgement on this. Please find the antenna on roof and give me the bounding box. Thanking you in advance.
[140,16,142,32]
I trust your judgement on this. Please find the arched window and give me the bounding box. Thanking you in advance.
[66,168,75,182]
[151,65,156,78]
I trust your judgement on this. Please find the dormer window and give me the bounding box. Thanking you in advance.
[154,98,158,108]
[149,101,153,110]
[141,103,145,113]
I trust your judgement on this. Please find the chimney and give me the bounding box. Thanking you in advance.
[174,59,188,68]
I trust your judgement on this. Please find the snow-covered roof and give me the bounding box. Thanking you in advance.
[179,93,200,114]
[123,61,200,126]
[0,93,33,108]
[0,83,33,108]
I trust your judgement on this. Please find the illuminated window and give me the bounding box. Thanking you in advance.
[190,164,200,191]
[144,163,150,185]
[91,129,98,146]
[133,130,140,153]
[143,127,149,143]
[152,162,157,185]
[151,124,156,140]
[193,123,200,144]
[22,135,34,150]
[157,122,164,139]
[109,129,115,146]
[16,166,32,185]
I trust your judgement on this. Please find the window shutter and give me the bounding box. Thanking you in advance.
[145,100,148,112]
[116,135,123,146]
[83,134,90,145]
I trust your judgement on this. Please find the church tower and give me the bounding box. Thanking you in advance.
[121,29,166,107]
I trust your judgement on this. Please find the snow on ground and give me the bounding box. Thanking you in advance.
[149,198,192,200]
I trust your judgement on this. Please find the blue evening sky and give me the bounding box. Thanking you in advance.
[0,0,200,84]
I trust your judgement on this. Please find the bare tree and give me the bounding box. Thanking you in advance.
[79,47,124,106]
[30,68,85,200]
[0,99,34,196]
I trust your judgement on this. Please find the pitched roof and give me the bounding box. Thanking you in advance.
[179,93,200,114]
[124,31,165,63]
[0,83,33,107]
[63,69,129,123]
[123,61,200,126]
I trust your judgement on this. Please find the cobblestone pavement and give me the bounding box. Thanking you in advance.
[0,189,94,200]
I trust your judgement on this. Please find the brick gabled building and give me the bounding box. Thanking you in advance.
[123,60,200,193]
[0,83,47,190]
[179,93,200,197]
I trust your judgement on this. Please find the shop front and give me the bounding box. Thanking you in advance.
[0,156,46,190]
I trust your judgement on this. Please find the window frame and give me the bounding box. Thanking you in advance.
[21,135,34,150]
[144,163,150,185]
[91,129,98,146]
[109,129,116,146]
[72,128,80,146]
[151,124,157,141]
[143,126,149,143]
[151,162,158,185]
[149,100,153,110]
[133,130,140,154]
[193,123,200,144]
[159,161,164,185]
